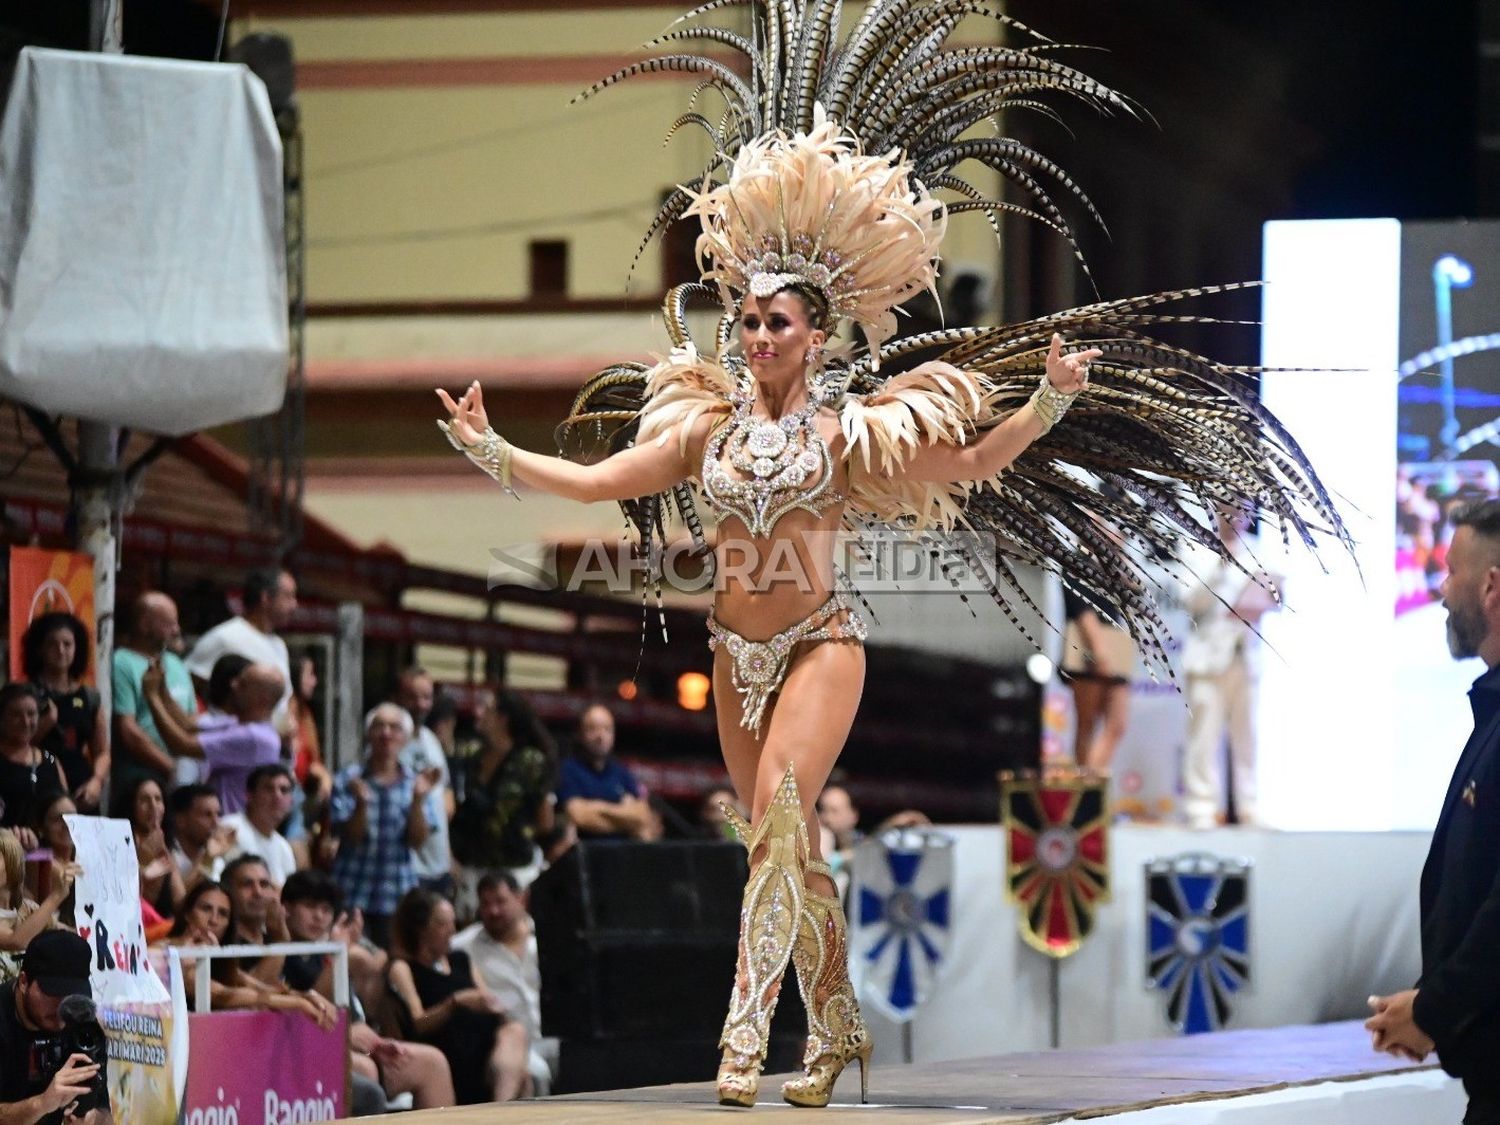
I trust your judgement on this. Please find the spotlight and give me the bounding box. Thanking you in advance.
[677,671,711,711]
[617,680,638,702]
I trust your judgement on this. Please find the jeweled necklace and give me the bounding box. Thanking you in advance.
[702,384,841,537]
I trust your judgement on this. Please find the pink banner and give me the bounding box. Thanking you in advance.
[183,1009,348,1123]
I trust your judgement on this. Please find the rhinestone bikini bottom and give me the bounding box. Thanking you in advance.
[706,592,868,735]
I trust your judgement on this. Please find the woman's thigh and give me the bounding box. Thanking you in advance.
[714,647,765,809]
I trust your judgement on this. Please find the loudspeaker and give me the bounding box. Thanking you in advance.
[532,839,808,1092]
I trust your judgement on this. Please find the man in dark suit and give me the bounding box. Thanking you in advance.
[1368,498,1500,1124]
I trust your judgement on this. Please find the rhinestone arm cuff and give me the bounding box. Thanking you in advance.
[438,421,517,497]
[1028,380,1081,434]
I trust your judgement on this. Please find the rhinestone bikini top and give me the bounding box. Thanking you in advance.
[700,388,843,538]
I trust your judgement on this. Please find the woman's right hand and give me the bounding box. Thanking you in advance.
[453,987,500,1014]
[435,380,490,448]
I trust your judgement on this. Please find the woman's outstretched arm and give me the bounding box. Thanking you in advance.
[436,381,710,503]
[902,333,1097,483]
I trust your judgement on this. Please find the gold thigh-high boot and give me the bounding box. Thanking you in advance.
[782,861,872,1107]
[716,767,808,1107]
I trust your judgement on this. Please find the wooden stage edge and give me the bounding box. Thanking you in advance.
[369,1021,1431,1123]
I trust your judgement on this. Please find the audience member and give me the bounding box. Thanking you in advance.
[114,776,183,921]
[279,871,455,1113]
[453,872,554,1093]
[221,766,298,888]
[329,705,436,949]
[222,855,305,993]
[185,568,296,722]
[387,888,529,1104]
[393,668,455,896]
[0,685,66,847]
[556,703,651,841]
[31,796,79,929]
[201,655,251,726]
[0,832,79,970]
[22,613,108,811]
[167,784,231,890]
[141,660,284,816]
[112,591,195,791]
[165,880,235,949]
[286,650,332,852]
[452,689,555,907]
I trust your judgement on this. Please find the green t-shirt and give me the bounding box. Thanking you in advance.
[112,647,196,788]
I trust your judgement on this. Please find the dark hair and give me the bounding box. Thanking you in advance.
[392,887,446,957]
[221,853,270,889]
[0,682,40,719]
[493,689,556,763]
[111,774,163,825]
[1451,499,1500,539]
[20,613,90,681]
[169,783,219,821]
[426,691,458,728]
[774,282,829,330]
[207,654,252,710]
[242,568,288,613]
[476,871,521,898]
[281,869,343,912]
[33,791,75,838]
[168,880,238,943]
[246,763,293,795]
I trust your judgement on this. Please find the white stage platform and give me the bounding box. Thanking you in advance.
[851,824,1430,1063]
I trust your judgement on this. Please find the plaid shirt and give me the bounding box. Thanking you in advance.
[330,761,425,915]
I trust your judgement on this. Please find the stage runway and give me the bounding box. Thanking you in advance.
[372,1021,1426,1123]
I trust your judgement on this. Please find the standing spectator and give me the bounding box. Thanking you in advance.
[221,765,298,888]
[388,887,529,1104]
[451,689,554,907]
[0,685,66,847]
[21,613,108,811]
[112,592,195,792]
[329,705,435,949]
[453,872,554,1093]
[185,568,297,722]
[115,776,185,921]
[286,650,332,858]
[141,661,284,816]
[168,784,232,890]
[393,668,455,896]
[556,703,651,841]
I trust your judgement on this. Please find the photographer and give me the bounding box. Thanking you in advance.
[0,932,111,1124]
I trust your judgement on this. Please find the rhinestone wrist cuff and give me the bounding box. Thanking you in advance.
[1028,381,1080,434]
[438,421,517,497]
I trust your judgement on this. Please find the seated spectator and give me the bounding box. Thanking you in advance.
[0,831,80,979]
[222,765,298,888]
[112,591,194,792]
[22,612,108,811]
[115,776,184,920]
[141,659,283,816]
[387,888,530,1104]
[280,871,454,1113]
[452,689,555,909]
[556,703,652,841]
[168,784,232,890]
[329,705,436,950]
[453,873,554,1093]
[31,795,79,929]
[162,880,331,1028]
[0,684,66,848]
[222,855,301,992]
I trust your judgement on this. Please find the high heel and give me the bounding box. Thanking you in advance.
[716,766,808,1107]
[782,862,873,1108]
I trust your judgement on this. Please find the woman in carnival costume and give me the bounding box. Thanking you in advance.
[438,0,1348,1108]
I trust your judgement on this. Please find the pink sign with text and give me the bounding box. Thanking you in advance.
[183,1009,348,1123]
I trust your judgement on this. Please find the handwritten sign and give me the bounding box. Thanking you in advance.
[64,815,168,1004]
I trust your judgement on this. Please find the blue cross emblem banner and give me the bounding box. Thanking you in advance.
[1145,853,1251,1034]
[849,830,955,1024]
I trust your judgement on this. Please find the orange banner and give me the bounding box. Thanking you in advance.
[8,546,97,684]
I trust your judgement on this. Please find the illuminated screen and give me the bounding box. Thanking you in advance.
[1260,219,1500,830]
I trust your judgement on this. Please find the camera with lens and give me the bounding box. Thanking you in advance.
[32,996,109,1114]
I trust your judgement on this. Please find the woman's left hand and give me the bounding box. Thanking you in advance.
[73,776,102,810]
[1046,333,1101,394]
